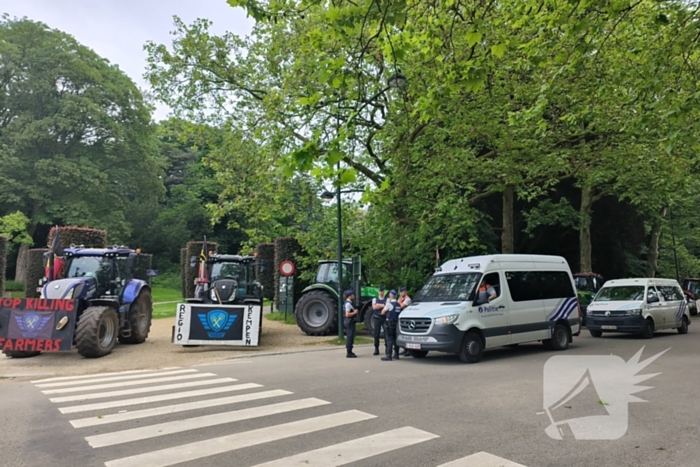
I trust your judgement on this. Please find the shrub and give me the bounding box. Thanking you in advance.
[47,226,108,249]
[4,280,24,292]
[182,241,218,299]
[0,236,7,296]
[255,242,275,301]
[24,248,48,298]
[180,248,187,298]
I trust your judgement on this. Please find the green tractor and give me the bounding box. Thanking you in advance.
[574,272,604,326]
[294,258,381,336]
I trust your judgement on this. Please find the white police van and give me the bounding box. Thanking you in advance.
[585,278,691,338]
[396,254,581,363]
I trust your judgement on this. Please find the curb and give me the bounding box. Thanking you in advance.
[217,343,376,361]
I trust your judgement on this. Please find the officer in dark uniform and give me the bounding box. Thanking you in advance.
[371,286,388,356]
[344,289,358,358]
[382,289,400,361]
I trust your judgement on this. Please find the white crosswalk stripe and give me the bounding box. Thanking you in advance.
[31,367,528,467]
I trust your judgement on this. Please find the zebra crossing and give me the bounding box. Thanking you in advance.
[30,367,527,467]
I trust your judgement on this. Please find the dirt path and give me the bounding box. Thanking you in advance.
[0,317,352,379]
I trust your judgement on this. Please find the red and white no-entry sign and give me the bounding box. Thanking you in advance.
[280,261,295,276]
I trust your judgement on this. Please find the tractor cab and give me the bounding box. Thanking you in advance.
[40,246,140,302]
[574,272,604,295]
[190,254,262,305]
[681,278,700,316]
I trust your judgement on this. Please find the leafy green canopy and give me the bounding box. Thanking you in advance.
[0,16,165,242]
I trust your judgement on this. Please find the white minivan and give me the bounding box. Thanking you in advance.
[396,254,582,363]
[585,278,691,338]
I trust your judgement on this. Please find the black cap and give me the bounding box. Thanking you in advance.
[378,286,385,291]
[345,289,355,296]
[399,286,407,292]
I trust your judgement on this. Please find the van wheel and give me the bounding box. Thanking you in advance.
[548,324,569,350]
[409,350,428,358]
[458,332,483,363]
[589,330,603,338]
[640,319,654,339]
[678,316,689,334]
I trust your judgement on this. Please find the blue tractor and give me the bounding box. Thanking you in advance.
[4,246,153,359]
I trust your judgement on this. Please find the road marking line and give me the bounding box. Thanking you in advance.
[437,452,528,467]
[57,383,263,414]
[87,397,331,448]
[49,378,237,403]
[70,389,292,428]
[35,369,199,388]
[250,426,439,467]
[31,368,183,384]
[41,373,215,394]
[104,410,376,467]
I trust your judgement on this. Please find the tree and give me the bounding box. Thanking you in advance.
[0,16,165,280]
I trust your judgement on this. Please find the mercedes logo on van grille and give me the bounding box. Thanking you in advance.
[605,311,611,317]
[408,320,416,330]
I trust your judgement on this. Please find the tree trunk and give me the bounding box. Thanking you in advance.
[646,206,667,277]
[502,185,515,254]
[579,185,593,273]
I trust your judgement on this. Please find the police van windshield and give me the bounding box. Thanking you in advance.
[595,286,645,301]
[414,273,480,302]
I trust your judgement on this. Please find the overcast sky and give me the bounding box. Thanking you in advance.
[0,0,255,120]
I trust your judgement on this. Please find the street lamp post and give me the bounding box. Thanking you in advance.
[320,71,408,341]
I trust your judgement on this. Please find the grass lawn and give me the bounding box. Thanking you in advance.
[152,287,182,303]
[265,311,297,325]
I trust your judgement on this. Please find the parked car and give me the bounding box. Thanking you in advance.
[586,278,691,339]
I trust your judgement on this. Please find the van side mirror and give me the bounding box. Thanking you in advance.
[648,296,660,304]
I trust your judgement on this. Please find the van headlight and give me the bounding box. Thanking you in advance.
[434,314,459,325]
[625,309,642,316]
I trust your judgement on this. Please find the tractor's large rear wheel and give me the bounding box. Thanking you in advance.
[119,288,153,344]
[75,306,119,358]
[295,291,338,336]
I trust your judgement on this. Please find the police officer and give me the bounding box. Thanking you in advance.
[398,286,412,356]
[382,289,401,361]
[344,290,358,358]
[371,286,388,355]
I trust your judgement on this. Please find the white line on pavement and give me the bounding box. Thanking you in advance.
[70,389,292,428]
[41,373,215,394]
[437,452,528,467]
[35,369,199,388]
[250,426,440,467]
[57,383,263,414]
[49,377,237,403]
[104,410,377,467]
[86,398,331,448]
[31,368,182,384]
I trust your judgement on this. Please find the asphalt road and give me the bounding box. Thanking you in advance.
[2,322,699,467]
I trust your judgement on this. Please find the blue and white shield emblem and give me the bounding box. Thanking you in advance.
[208,310,228,332]
[24,313,42,331]
[198,309,237,339]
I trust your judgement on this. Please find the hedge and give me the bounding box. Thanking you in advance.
[24,248,48,299]
[273,237,309,309]
[255,243,275,301]
[47,226,107,249]
[180,248,187,298]
[182,241,218,299]
[0,236,7,296]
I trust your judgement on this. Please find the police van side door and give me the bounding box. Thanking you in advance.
[502,268,545,344]
[646,285,665,327]
[476,271,510,347]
